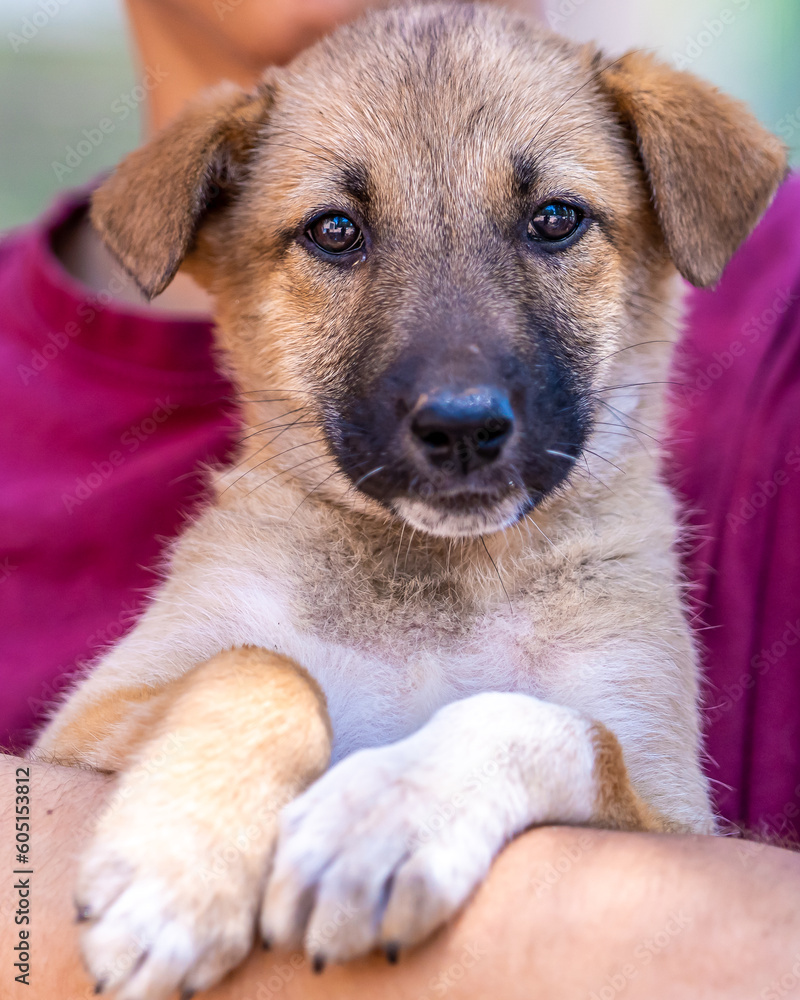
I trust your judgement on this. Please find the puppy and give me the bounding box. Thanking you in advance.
[33,3,786,997]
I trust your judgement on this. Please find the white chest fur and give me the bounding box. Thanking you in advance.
[231,574,536,761]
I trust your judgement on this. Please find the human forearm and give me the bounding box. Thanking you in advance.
[0,754,108,998]
[2,753,799,1000]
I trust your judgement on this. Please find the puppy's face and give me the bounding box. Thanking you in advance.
[226,13,646,537]
[93,4,785,537]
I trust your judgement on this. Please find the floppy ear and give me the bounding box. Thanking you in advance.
[90,81,273,299]
[598,51,787,287]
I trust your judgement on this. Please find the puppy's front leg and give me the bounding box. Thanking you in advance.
[75,647,330,1000]
[262,692,670,966]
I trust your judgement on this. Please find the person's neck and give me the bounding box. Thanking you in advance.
[125,0,263,135]
[53,0,268,314]
[53,210,215,316]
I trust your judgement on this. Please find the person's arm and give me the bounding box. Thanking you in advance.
[2,752,799,1000]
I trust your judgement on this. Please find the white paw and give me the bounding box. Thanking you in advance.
[261,695,536,965]
[77,781,279,999]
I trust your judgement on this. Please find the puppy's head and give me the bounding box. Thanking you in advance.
[92,3,785,538]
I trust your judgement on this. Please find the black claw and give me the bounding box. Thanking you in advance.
[385,941,400,965]
[312,953,326,974]
[94,982,106,995]
[180,990,196,1000]
[75,904,92,923]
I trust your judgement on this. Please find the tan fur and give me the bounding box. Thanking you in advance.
[34,4,786,993]
[65,647,331,994]
[35,649,330,777]
[34,683,171,771]
[91,83,274,299]
[599,50,787,287]
[590,721,673,834]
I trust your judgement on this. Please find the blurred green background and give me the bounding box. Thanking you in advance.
[1,0,798,232]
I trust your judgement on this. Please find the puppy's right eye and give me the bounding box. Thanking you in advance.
[528,202,583,243]
[306,214,363,254]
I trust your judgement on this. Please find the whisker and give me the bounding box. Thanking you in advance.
[595,411,654,455]
[352,465,385,490]
[240,420,316,440]
[595,340,671,364]
[265,124,353,168]
[289,470,341,518]
[262,136,342,169]
[590,425,650,457]
[221,416,318,486]
[581,447,625,475]
[404,527,417,573]
[245,451,333,499]
[630,289,684,314]
[590,380,681,394]
[546,448,577,463]
[239,407,310,441]
[596,399,660,439]
[548,445,616,493]
[229,395,302,404]
[523,52,639,158]
[392,521,407,584]
[222,436,327,495]
[525,512,566,558]
[592,422,640,436]
[626,293,686,337]
[480,535,512,614]
[539,114,628,150]
[580,453,616,495]
[229,388,314,399]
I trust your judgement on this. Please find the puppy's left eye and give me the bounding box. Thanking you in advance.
[528,202,583,243]
[307,214,363,254]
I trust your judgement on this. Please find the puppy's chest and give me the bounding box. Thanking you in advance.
[250,562,543,760]
[298,621,536,762]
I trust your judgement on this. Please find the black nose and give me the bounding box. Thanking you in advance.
[410,386,514,473]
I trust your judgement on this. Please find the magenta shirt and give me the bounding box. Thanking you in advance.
[2,179,800,839]
[0,191,237,748]
[666,173,800,838]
